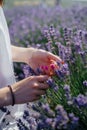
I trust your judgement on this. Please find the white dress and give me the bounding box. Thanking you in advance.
[0,6,25,130]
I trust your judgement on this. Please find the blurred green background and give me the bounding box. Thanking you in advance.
[4,0,87,9]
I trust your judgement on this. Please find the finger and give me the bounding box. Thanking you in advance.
[36,96,41,100]
[48,53,62,63]
[46,70,55,76]
[36,75,49,82]
[40,65,56,76]
[36,90,46,96]
[33,96,41,101]
[38,83,49,90]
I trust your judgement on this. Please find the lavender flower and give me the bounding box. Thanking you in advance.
[74,94,87,107]
[55,105,69,129]
[46,78,56,89]
[83,80,87,87]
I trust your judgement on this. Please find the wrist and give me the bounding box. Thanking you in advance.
[5,87,12,106]
[25,47,38,65]
[11,46,37,64]
[0,87,12,107]
[8,85,15,106]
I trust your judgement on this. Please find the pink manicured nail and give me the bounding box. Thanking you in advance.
[50,64,55,70]
[45,66,48,70]
[40,65,44,70]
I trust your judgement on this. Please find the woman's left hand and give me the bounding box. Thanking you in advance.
[25,48,62,76]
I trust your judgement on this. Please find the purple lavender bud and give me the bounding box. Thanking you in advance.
[69,113,79,126]
[38,102,42,107]
[63,27,69,42]
[46,78,56,88]
[84,32,87,41]
[32,105,40,112]
[24,110,29,117]
[54,86,59,92]
[83,80,87,87]
[78,30,83,40]
[62,63,70,76]
[23,65,36,77]
[74,94,87,107]
[64,85,70,93]
[55,105,69,129]
[45,118,53,125]
[49,25,56,37]
[62,63,69,71]
[69,113,74,119]
[57,61,61,67]
[75,42,82,53]
[71,117,79,124]
[42,104,50,112]
[55,69,64,79]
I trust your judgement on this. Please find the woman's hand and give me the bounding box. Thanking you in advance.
[11,46,62,76]
[25,48,62,75]
[0,75,49,107]
[11,75,49,104]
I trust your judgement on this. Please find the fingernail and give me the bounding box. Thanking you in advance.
[40,65,44,70]
[45,66,48,70]
[50,64,55,70]
[61,61,65,64]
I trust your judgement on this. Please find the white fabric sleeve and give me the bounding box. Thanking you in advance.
[0,7,26,128]
[0,7,16,88]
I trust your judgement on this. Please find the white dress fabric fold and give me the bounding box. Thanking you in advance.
[0,7,25,130]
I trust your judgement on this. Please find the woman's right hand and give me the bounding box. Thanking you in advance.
[11,75,49,104]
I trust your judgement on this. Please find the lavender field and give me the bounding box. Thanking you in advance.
[5,4,87,130]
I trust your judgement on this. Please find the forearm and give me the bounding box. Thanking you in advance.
[11,45,34,63]
[0,87,12,107]
[11,45,27,63]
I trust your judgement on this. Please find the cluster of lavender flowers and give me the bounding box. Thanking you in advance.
[22,24,87,130]
[5,5,87,46]
[5,4,87,130]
